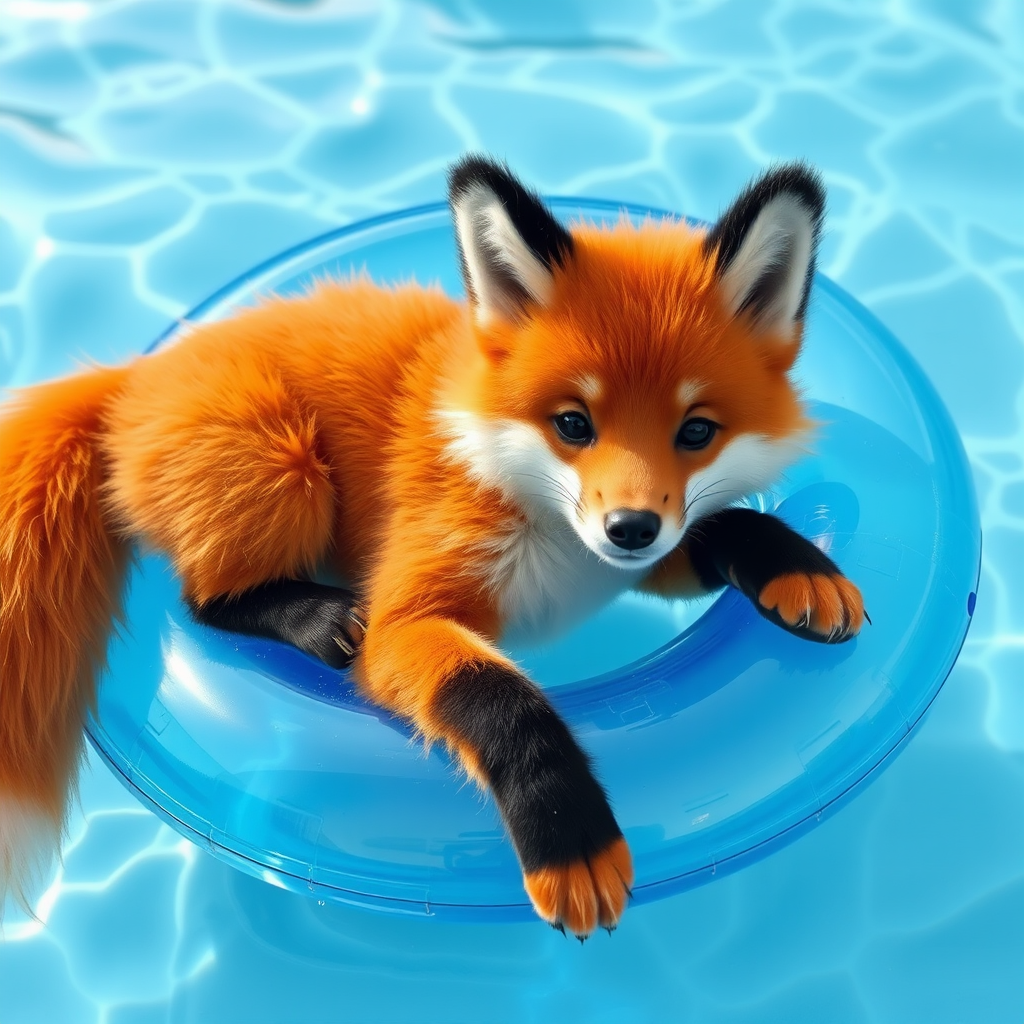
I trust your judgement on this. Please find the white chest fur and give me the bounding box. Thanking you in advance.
[486,509,647,646]
[438,409,648,643]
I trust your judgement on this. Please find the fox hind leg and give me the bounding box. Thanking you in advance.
[105,366,338,607]
[187,580,366,669]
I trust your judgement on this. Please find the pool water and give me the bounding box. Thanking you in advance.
[1,2,1022,1021]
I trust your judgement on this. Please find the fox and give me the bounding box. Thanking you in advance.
[0,156,864,936]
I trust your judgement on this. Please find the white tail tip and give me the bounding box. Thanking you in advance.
[1,791,60,918]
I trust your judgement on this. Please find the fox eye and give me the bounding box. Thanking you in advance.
[676,417,717,450]
[553,411,595,445]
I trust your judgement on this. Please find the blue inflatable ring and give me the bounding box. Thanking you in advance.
[87,200,980,920]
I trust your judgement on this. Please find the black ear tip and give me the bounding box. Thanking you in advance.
[759,161,827,221]
[446,154,575,271]
[447,154,521,205]
[731,161,827,227]
[703,161,827,267]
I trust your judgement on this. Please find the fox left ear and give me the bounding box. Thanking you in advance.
[448,156,574,326]
[704,163,825,341]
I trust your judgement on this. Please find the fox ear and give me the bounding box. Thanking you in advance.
[704,164,825,340]
[448,156,574,325]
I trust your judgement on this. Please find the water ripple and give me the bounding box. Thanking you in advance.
[1,0,1021,1020]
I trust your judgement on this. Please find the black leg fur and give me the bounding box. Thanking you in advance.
[187,580,366,669]
[688,507,857,643]
[433,663,622,873]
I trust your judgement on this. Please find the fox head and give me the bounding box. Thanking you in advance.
[443,156,824,572]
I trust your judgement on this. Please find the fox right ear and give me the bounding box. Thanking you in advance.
[448,157,574,326]
[704,163,826,342]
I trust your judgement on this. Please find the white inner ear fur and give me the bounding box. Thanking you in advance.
[453,182,555,325]
[719,193,815,339]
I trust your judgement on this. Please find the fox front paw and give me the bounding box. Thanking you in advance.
[433,662,632,939]
[524,837,634,939]
[757,571,864,643]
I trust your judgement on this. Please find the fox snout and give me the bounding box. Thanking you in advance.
[604,508,661,551]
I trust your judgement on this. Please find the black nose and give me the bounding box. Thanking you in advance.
[604,509,661,551]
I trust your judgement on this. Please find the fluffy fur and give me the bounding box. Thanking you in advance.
[0,157,862,934]
[0,368,130,910]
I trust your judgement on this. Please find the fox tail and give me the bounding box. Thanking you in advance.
[0,366,130,912]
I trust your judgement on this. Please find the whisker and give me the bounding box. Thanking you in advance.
[686,477,729,506]
[688,487,739,508]
[514,471,580,508]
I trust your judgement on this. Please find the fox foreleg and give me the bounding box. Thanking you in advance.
[686,507,865,643]
[356,611,633,937]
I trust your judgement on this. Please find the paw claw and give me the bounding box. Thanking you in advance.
[326,598,367,668]
[525,836,634,938]
[758,572,864,642]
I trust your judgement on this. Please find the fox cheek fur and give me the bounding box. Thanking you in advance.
[0,155,860,937]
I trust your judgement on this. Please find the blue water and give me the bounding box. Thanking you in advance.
[1,2,1022,1021]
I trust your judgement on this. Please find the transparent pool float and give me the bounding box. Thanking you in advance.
[88,201,981,919]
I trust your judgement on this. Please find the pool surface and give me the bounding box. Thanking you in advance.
[1,2,1022,1021]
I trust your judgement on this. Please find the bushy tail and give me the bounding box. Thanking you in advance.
[0,366,130,911]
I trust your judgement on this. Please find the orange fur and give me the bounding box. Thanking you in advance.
[452,222,809,533]
[103,280,463,599]
[0,367,130,905]
[758,572,865,640]
[0,203,833,927]
[637,544,707,599]
[524,836,634,935]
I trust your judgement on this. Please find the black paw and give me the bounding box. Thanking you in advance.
[689,508,866,643]
[188,580,367,668]
[284,589,366,668]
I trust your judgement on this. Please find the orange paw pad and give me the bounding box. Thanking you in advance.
[759,572,864,640]
[523,836,634,937]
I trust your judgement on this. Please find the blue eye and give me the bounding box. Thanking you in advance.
[676,418,717,450]
[553,411,595,444]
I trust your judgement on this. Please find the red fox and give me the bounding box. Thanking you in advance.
[0,157,863,936]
